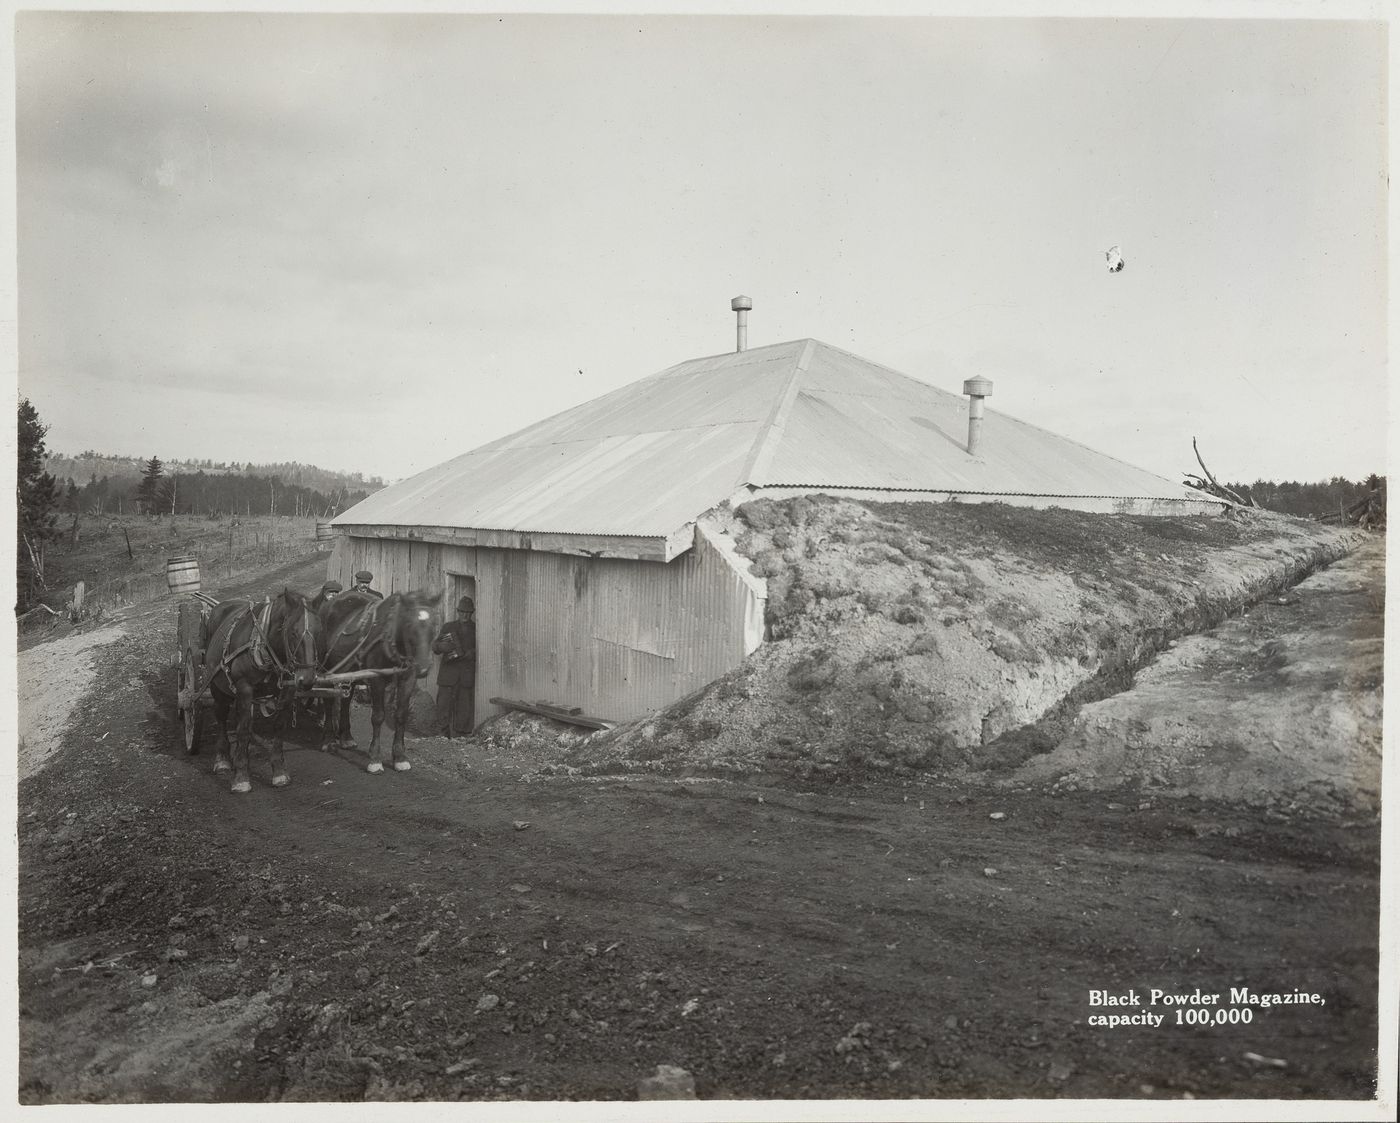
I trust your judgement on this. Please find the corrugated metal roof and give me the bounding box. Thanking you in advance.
[761,342,1187,497]
[335,338,1196,538]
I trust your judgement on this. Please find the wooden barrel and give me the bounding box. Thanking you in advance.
[166,555,201,595]
[315,521,336,542]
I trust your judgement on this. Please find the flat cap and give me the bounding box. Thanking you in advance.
[354,570,373,583]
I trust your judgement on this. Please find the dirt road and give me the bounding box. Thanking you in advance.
[17,554,1381,1103]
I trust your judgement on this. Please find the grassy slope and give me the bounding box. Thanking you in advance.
[37,513,320,611]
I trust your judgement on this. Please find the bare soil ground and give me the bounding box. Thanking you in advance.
[15,516,1384,1104]
[16,625,126,781]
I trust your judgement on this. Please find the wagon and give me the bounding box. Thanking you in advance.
[173,597,211,752]
[172,592,403,754]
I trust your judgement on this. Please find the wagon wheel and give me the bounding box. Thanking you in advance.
[179,649,202,755]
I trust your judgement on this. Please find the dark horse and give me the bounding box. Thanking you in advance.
[202,589,320,794]
[317,590,441,773]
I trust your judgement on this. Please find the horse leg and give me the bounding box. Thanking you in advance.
[269,683,294,788]
[339,692,358,752]
[365,680,387,773]
[318,697,337,751]
[391,675,413,771]
[212,690,235,776]
[230,683,255,794]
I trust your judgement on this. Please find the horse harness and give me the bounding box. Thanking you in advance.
[204,598,312,694]
[322,596,415,676]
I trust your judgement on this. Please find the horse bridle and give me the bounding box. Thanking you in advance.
[248,595,317,683]
[282,598,318,678]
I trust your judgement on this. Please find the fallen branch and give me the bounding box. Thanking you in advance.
[1316,488,1385,527]
[1183,438,1257,507]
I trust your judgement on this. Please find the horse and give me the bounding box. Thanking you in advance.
[317,590,441,773]
[201,589,320,794]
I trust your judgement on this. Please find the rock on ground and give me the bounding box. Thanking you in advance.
[638,1064,697,1100]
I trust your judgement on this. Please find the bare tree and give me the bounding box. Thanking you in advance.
[1183,438,1258,508]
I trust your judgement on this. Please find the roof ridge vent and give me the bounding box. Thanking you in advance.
[963,376,993,456]
[730,295,753,352]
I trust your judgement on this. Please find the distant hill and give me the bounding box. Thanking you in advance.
[45,451,385,518]
[47,452,384,495]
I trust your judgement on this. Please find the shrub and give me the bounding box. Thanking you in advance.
[737,498,783,530]
[990,634,1027,662]
[749,550,786,578]
[986,596,1040,631]
[857,590,887,614]
[787,649,837,693]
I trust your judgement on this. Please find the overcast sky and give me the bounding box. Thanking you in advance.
[13,8,1387,486]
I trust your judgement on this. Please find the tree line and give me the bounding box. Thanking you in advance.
[74,456,373,519]
[1224,476,1385,520]
[46,451,383,495]
[16,399,375,612]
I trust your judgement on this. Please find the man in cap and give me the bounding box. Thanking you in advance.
[310,579,342,613]
[350,570,383,600]
[432,596,477,738]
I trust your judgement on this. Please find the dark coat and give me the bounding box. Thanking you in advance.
[433,618,476,685]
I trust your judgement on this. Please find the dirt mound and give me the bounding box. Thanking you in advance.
[572,497,1366,787]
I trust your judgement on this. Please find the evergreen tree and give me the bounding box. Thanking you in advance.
[16,398,61,608]
[136,455,165,514]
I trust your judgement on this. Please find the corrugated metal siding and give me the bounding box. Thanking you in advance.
[479,531,757,722]
[354,479,1223,732]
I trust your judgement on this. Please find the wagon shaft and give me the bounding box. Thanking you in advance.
[313,668,403,686]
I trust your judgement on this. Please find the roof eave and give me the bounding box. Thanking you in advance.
[333,522,696,563]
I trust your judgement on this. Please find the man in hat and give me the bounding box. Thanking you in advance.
[310,579,342,613]
[349,570,383,600]
[432,596,476,738]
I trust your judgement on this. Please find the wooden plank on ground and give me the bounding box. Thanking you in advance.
[488,696,614,731]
